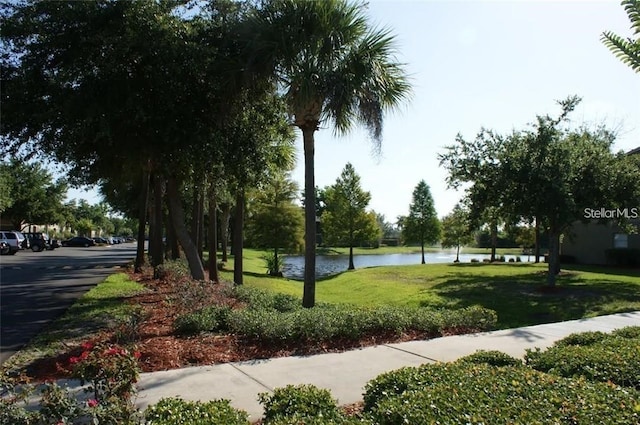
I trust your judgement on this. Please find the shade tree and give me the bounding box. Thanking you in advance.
[440,203,475,263]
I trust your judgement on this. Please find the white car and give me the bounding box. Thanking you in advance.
[0,230,23,255]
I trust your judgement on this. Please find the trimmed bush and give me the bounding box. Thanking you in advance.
[363,363,640,424]
[259,385,342,424]
[144,397,249,425]
[525,327,640,388]
[552,330,608,347]
[227,304,496,344]
[173,305,231,335]
[457,350,523,367]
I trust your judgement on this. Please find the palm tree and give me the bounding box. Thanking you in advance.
[601,0,640,73]
[250,0,411,307]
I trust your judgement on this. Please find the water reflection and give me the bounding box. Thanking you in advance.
[282,252,526,280]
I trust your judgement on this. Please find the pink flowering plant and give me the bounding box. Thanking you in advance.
[69,341,142,424]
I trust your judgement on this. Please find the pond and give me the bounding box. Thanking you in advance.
[282,252,528,280]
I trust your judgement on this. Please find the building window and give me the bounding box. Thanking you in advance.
[613,233,628,249]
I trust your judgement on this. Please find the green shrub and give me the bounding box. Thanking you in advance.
[553,330,608,347]
[525,329,640,388]
[457,350,523,367]
[227,303,496,344]
[265,415,368,424]
[259,385,342,424]
[364,363,640,424]
[271,293,301,312]
[440,305,497,331]
[145,397,249,424]
[612,326,640,339]
[173,305,231,335]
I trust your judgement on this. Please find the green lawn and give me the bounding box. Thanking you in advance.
[221,249,640,329]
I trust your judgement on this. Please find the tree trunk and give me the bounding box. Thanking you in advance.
[421,241,426,264]
[534,217,541,263]
[166,176,205,280]
[302,127,317,308]
[455,244,460,263]
[190,185,204,260]
[207,187,219,283]
[198,190,205,261]
[546,228,561,287]
[165,208,180,260]
[220,204,231,262]
[150,174,164,270]
[135,166,150,273]
[490,220,497,262]
[348,245,355,270]
[232,190,245,285]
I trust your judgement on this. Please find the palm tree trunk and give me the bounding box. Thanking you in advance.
[135,165,150,273]
[166,176,205,280]
[233,190,245,285]
[302,127,317,308]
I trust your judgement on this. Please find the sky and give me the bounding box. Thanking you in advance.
[69,0,640,221]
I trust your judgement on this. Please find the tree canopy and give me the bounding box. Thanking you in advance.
[440,96,640,286]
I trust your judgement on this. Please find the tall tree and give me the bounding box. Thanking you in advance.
[322,163,380,270]
[439,129,509,261]
[441,95,640,286]
[440,204,474,263]
[402,180,440,264]
[249,0,411,307]
[0,159,67,230]
[601,0,640,73]
[245,172,304,276]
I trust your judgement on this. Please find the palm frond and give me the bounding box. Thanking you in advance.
[601,0,640,73]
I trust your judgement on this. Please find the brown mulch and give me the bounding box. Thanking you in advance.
[19,267,460,383]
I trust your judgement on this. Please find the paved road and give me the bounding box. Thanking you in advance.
[0,243,137,364]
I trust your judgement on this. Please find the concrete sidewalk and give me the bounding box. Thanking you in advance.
[135,311,640,422]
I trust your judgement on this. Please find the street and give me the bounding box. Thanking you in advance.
[0,243,137,364]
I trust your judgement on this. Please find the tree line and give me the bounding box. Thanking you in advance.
[1,0,411,307]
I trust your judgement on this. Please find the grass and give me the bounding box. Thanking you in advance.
[220,249,640,330]
[3,273,145,371]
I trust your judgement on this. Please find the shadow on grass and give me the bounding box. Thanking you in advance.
[420,267,640,329]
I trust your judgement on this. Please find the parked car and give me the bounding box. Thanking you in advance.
[93,237,109,245]
[23,232,56,252]
[0,241,10,255]
[0,231,24,255]
[61,236,96,247]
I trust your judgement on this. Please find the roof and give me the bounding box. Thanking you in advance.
[627,146,640,156]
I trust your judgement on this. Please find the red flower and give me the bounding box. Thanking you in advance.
[87,399,99,408]
[81,341,94,351]
[69,356,81,365]
[133,351,141,359]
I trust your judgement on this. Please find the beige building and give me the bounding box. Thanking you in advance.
[562,219,640,265]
